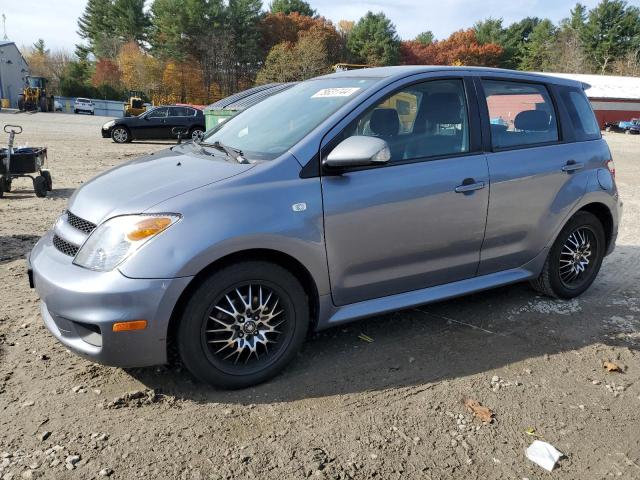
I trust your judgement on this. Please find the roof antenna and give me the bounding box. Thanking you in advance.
[1,14,7,40]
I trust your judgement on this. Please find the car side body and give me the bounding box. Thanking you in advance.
[30,66,621,386]
[101,105,206,143]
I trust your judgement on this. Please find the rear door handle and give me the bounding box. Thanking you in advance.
[562,161,584,173]
[455,180,485,193]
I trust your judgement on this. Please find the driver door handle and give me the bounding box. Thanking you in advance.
[455,179,485,193]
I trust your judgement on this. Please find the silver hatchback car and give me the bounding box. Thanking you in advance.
[29,67,621,388]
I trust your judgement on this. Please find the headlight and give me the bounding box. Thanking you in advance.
[103,120,115,129]
[73,214,180,271]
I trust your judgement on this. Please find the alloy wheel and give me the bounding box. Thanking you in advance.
[113,128,128,143]
[191,129,204,142]
[202,283,289,373]
[559,227,597,288]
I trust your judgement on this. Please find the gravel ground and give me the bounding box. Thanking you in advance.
[0,112,639,480]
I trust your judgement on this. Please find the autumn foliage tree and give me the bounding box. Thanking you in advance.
[92,58,122,87]
[260,12,343,62]
[400,29,503,67]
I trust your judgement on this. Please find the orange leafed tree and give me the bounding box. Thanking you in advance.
[92,58,121,87]
[260,12,343,62]
[400,29,503,67]
[156,61,215,105]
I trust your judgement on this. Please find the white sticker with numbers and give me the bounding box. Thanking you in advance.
[311,87,360,98]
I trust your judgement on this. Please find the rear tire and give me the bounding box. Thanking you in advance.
[189,127,204,142]
[18,96,25,111]
[177,261,309,389]
[530,211,605,299]
[34,176,47,198]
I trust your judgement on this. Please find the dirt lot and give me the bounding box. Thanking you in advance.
[0,112,639,480]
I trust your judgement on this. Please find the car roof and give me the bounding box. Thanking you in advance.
[319,66,584,89]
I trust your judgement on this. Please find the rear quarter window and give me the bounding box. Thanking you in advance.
[559,87,601,141]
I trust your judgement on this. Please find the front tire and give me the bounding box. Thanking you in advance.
[34,176,48,198]
[530,211,605,299]
[177,261,309,389]
[41,170,52,191]
[111,126,130,143]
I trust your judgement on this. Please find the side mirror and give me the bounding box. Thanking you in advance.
[324,136,391,169]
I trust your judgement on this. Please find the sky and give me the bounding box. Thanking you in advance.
[2,0,636,52]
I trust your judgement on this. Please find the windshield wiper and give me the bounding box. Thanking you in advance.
[198,141,249,164]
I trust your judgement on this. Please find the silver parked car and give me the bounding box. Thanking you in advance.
[29,67,621,388]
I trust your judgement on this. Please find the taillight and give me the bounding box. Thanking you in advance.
[606,159,615,178]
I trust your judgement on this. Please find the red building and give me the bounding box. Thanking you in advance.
[545,73,640,128]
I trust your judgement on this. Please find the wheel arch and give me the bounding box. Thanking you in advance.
[577,202,614,251]
[166,248,320,358]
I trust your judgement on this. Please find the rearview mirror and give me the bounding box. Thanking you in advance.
[324,136,391,169]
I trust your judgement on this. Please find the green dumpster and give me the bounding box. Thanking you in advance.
[205,109,236,130]
[204,83,297,131]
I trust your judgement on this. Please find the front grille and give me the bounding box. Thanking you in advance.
[53,234,79,257]
[67,211,96,234]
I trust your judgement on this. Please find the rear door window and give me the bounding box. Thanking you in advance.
[559,87,600,140]
[147,107,168,118]
[482,80,559,150]
[169,106,194,117]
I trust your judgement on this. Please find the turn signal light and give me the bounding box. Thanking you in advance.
[112,320,148,332]
[127,217,173,241]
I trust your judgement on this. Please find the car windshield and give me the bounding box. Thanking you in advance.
[202,78,376,160]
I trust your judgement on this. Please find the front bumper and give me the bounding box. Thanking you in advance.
[101,127,111,138]
[30,231,192,367]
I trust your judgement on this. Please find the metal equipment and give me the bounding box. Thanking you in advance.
[0,124,51,198]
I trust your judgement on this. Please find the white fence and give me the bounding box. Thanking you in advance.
[54,97,125,118]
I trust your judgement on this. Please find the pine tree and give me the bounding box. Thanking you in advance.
[347,11,400,66]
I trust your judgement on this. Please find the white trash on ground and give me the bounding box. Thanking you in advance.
[526,440,564,471]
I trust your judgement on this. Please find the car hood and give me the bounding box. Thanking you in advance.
[67,147,254,224]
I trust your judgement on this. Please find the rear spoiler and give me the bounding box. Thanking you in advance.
[581,82,591,91]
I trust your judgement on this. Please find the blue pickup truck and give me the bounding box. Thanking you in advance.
[605,118,640,134]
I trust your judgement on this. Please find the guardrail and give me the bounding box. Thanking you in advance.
[54,97,125,118]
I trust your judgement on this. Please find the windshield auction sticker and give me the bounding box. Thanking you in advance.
[312,88,361,98]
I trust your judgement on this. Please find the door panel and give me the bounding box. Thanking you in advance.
[479,143,588,274]
[477,79,588,275]
[322,155,489,306]
[139,107,168,138]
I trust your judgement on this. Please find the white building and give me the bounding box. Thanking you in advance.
[545,72,640,127]
[0,40,29,108]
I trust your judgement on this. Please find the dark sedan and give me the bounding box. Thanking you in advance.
[102,106,206,143]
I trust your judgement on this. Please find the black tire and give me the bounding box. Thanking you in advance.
[34,176,48,198]
[111,126,130,144]
[177,261,309,389]
[189,127,204,142]
[530,211,605,299]
[0,176,11,193]
[41,170,52,191]
[0,177,5,198]
[74,109,78,114]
